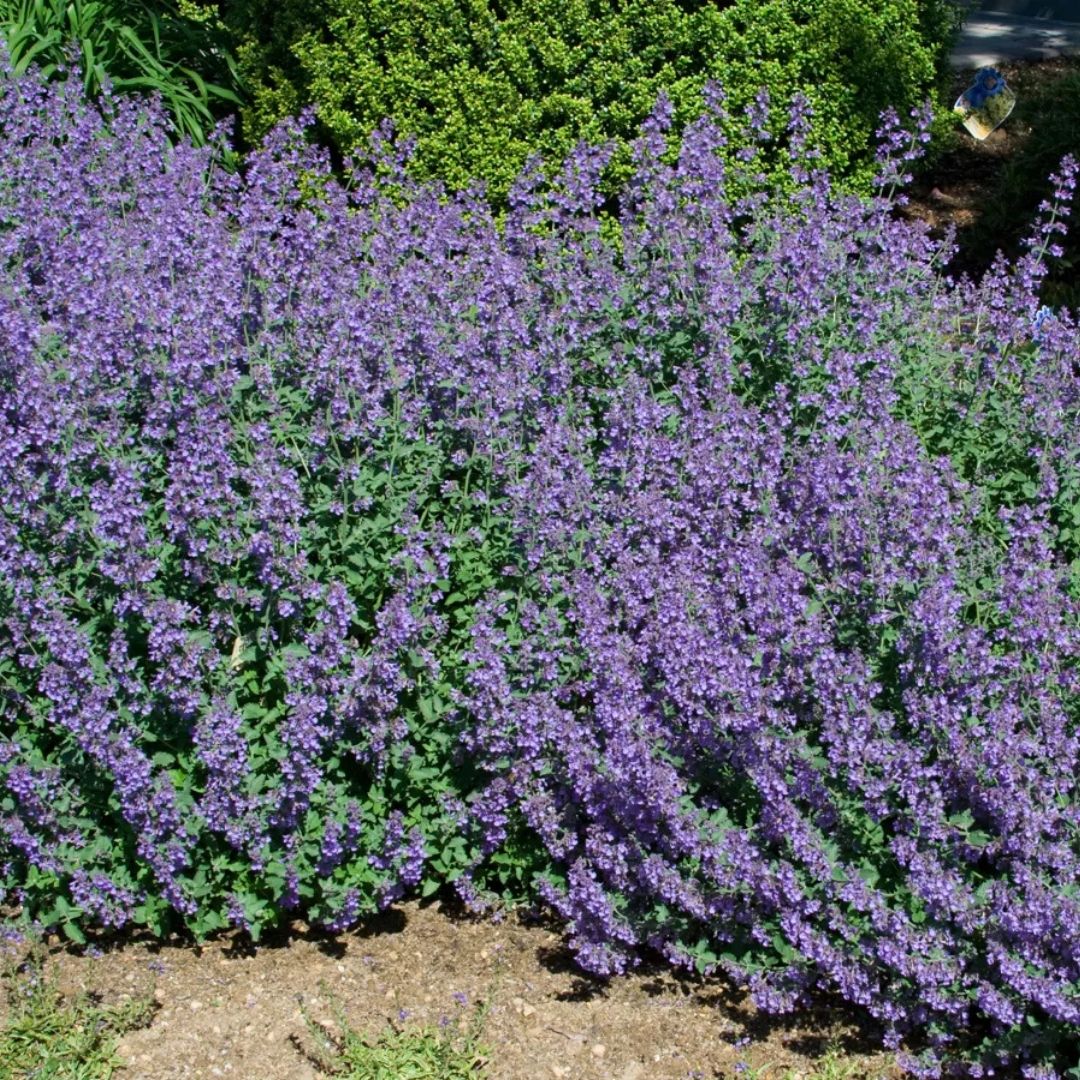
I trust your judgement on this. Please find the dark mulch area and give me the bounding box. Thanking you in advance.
[902,56,1080,303]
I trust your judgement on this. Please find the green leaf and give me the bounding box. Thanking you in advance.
[61,919,87,944]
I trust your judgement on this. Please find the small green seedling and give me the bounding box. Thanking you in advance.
[0,943,155,1079]
[297,982,491,1079]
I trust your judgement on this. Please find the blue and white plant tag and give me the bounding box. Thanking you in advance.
[955,67,1015,141]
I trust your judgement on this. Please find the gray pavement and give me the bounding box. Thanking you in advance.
[952,0,1080,67]
[975,1,1080,18]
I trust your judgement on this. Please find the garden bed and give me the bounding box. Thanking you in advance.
[903,54,1080,304]
[3,34,1079,1080]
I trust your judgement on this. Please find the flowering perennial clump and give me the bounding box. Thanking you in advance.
[1,54,1079,1078]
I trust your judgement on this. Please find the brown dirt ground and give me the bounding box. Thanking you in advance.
[1,898,902,1080]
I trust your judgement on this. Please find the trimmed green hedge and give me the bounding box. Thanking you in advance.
[222,0,965,202]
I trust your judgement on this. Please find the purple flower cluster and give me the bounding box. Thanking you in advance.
[458,104,1080,1076]
[1,50,1079,1076]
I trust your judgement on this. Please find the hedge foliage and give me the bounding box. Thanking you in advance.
[221,0,965,202]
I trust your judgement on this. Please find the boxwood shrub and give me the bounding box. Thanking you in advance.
[221,0,966,203]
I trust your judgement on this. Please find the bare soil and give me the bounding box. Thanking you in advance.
[0,898,902,1080]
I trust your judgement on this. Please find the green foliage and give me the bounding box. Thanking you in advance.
[894,312,1080,572]
[298,983,490,1079]
[222,0,965,204]
[0,943,155,1079]
[729,1047,865,1080]
[0,0,245,147]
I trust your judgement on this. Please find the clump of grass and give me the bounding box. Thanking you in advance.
[788,1045,870,1080]
[298,983,490,1079]
[0,943,155,1079]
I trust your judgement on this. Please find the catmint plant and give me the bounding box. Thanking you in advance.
[1,45,1079,1079]
[458,98,1080,1079]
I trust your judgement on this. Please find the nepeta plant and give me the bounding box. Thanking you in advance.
[1,48,1079,1079]
[456,101,1080,1078]
[0,49,525,940]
